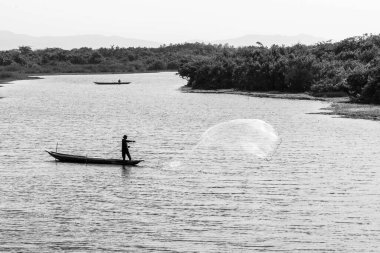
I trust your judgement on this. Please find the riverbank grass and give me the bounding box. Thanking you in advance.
[320,103,380,120]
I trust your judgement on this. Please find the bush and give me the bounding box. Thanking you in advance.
[346,71,369,98]
[360,67,380,103]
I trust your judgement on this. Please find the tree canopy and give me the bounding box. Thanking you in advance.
[177,34,380,104]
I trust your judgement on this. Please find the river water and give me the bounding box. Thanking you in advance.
[0,72,379,252]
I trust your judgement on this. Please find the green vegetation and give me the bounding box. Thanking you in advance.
[178,34,380,104]
[0,43,220,77]
[1,35,380,104]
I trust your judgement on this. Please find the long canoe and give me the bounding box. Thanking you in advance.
[46,151,142,165]
[94,82,131,85]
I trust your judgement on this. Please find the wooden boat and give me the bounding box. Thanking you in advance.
[46,151,143,165]
[94,81,131,85]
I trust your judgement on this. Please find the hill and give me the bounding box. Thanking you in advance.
[214,34,325,47]
[0,31,160,50]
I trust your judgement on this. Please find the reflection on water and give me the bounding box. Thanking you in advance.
[0,72,379,252]
[121,166,131,178]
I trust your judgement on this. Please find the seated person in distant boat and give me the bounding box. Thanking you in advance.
[118,79,121,84]
[122,135,135,161]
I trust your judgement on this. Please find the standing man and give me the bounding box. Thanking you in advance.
[122,135,135,161]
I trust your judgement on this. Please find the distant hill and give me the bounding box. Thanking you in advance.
[214,34,326,47]
[0,31,161,50]
[0,31,327,50]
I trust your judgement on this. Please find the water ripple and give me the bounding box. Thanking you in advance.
[0,73,379,252]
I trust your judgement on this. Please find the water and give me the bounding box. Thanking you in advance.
[0,72,379,252]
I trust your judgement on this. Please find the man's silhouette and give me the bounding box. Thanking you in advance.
[122,135,134,161]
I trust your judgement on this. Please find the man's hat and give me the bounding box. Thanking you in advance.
[123,135,127,138]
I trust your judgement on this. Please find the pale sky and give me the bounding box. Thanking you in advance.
[0,0,379,43]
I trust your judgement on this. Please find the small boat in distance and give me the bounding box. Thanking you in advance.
[94,81,131,85]
[46,151,143,166]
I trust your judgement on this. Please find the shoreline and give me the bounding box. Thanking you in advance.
[0,71,176,98]
[179,86,349,103]
[1,74,379,121]
[316,103,380,121]
[180,86,380,121]
[0,75,42,85]
[27,70,177,77]
[0,70,177,83]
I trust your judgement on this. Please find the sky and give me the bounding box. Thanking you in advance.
[0,0,379,43]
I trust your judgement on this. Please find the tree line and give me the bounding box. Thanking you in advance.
[1,35,379,104]
[178,34,380,104]
[0,43,220,77]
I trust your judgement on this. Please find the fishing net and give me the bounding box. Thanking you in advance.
[166,119,280,170]
[193,119,280,160]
